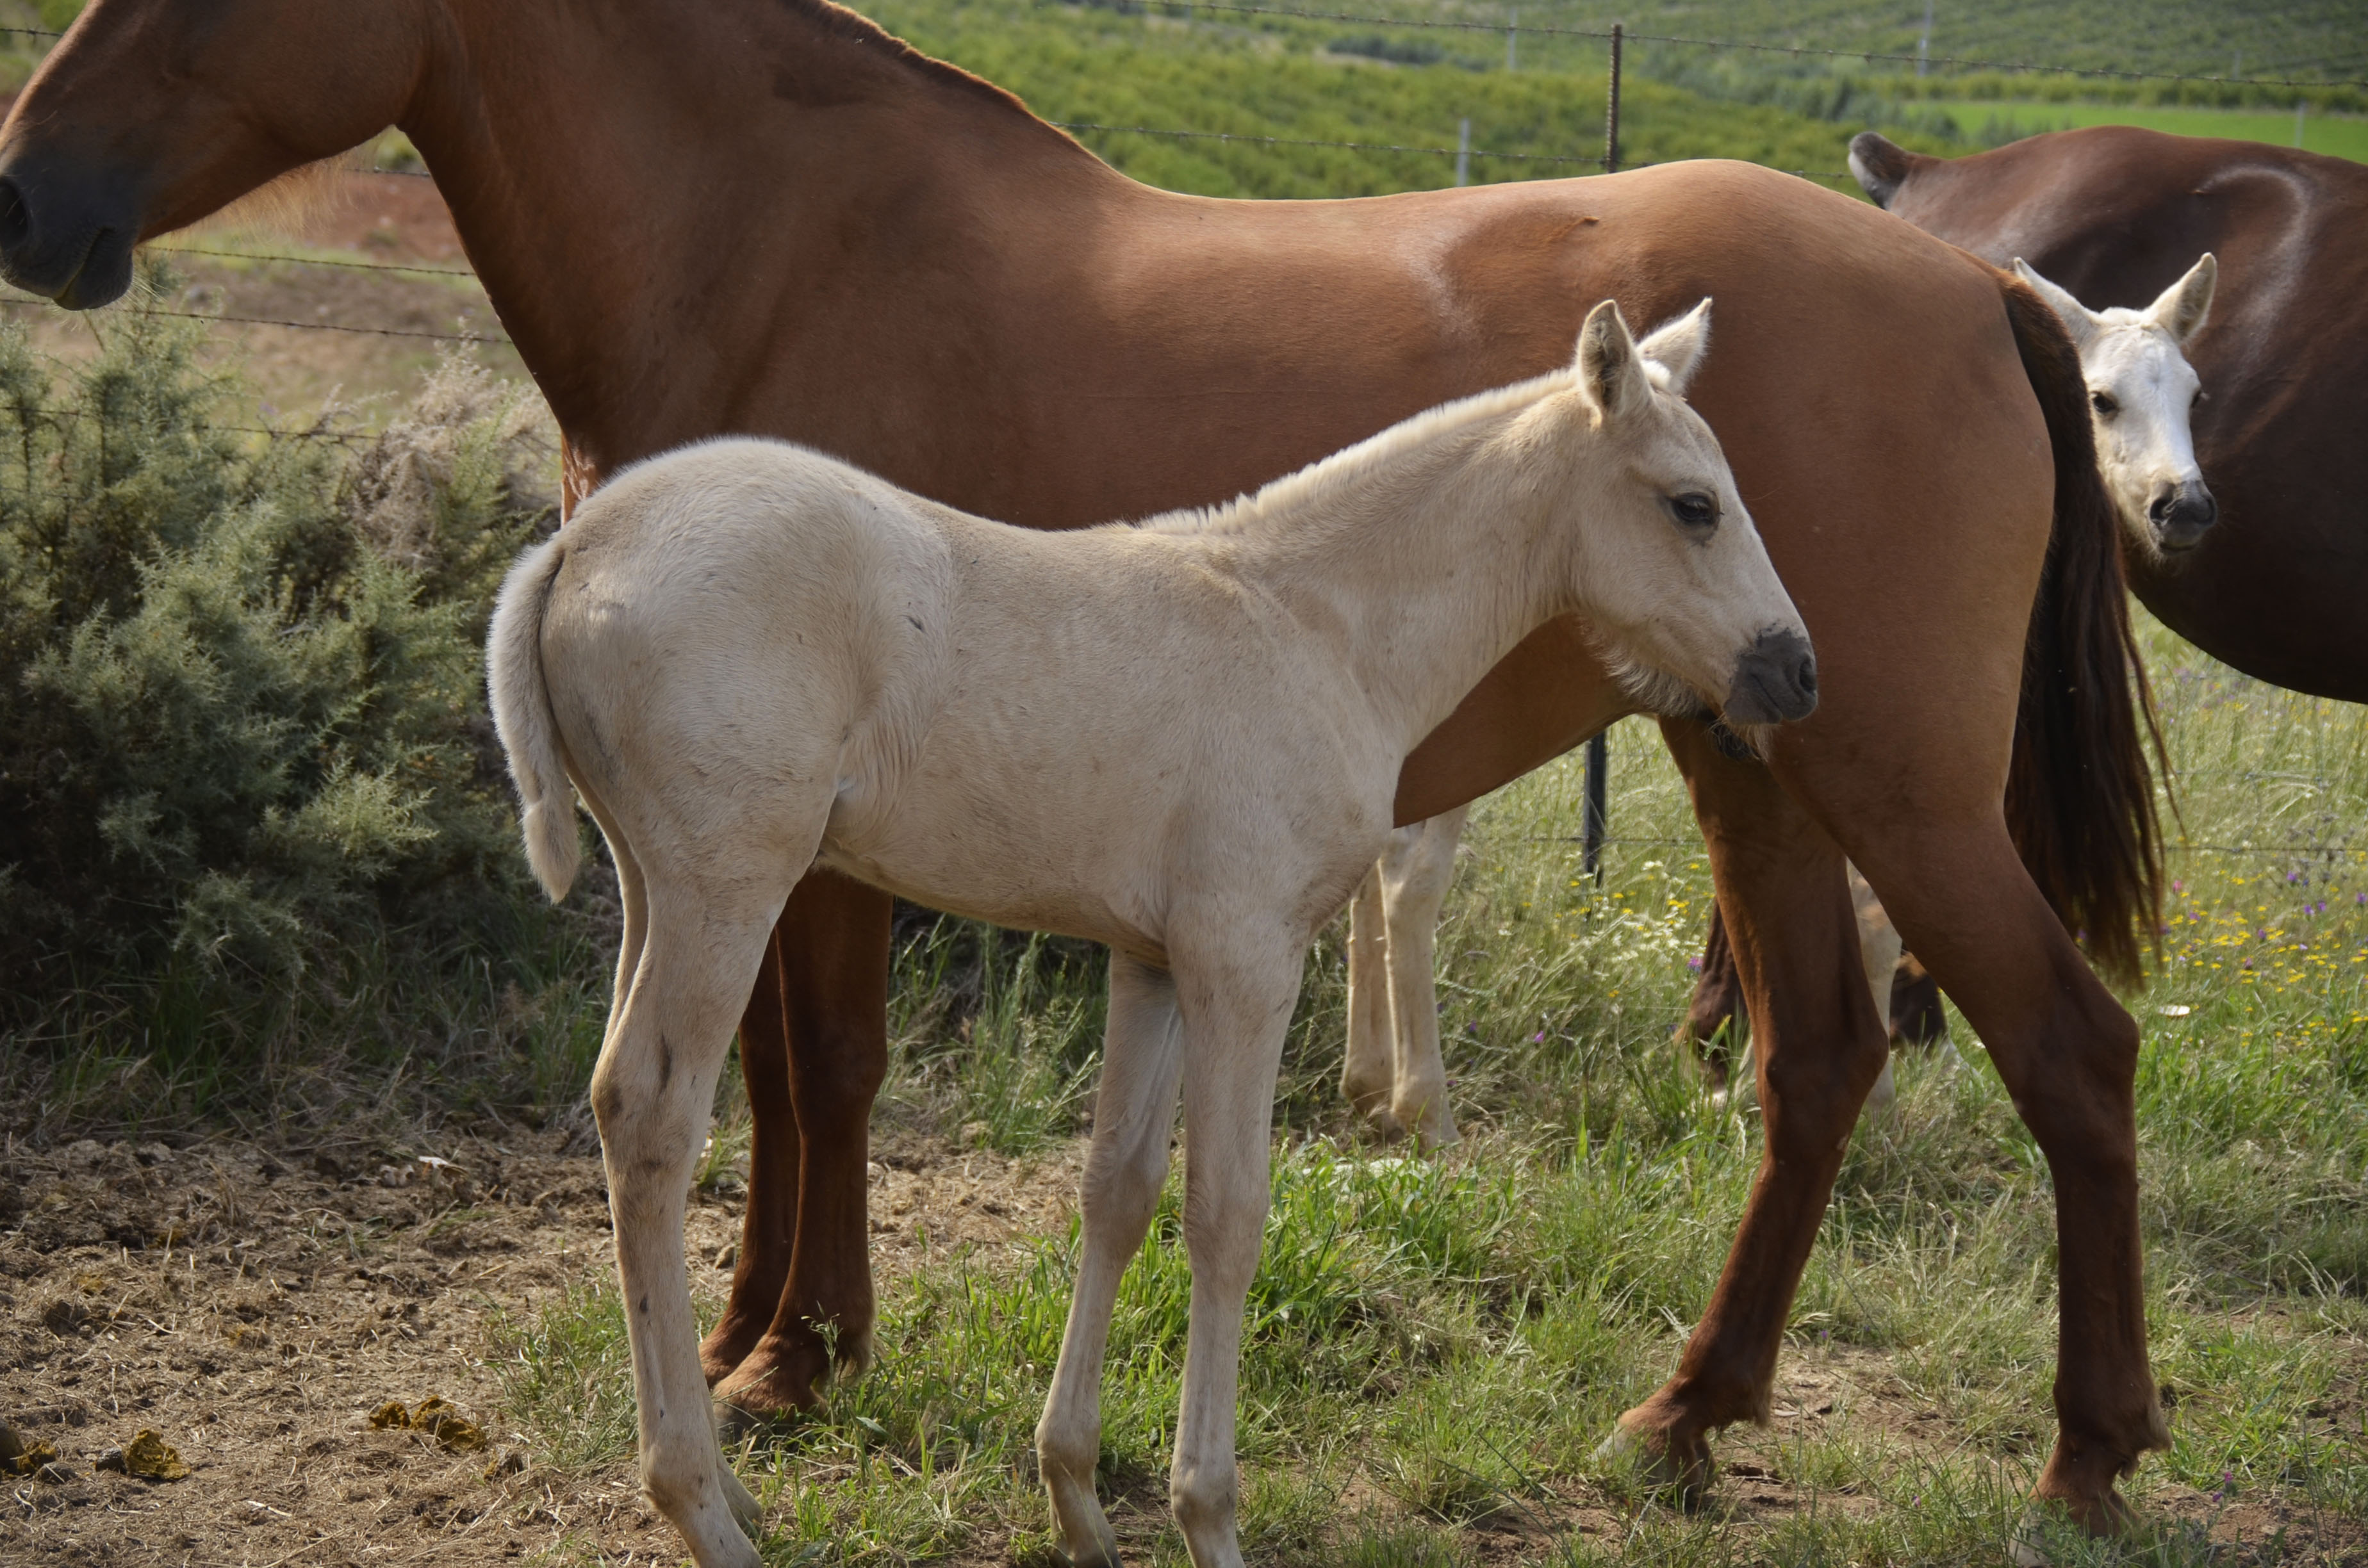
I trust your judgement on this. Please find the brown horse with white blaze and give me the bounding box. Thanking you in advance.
[0,0,2166,1546]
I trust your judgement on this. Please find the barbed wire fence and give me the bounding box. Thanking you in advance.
[0,5,2356,858]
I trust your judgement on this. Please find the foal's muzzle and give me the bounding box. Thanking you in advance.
[1723,628,1818,726]
[2148,479,2217,553]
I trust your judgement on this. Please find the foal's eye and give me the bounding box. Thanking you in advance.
[1666,492,1719,530]
[2089,390,2120,418]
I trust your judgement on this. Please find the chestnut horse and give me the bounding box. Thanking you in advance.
[0,0,2166,1537]
[1689,126,2367,1066]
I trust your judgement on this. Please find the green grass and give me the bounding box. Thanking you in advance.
[491,605,2368,1563]
[1922,101,2368,161]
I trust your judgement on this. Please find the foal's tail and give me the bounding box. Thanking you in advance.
[486,535,584,902]
[2000,272,2163,986]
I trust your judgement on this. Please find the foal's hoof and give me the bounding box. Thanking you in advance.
[721,1461,764,1535]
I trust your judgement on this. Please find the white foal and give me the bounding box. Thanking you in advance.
[488,298,1818,1568]
[2016,253,2218,558]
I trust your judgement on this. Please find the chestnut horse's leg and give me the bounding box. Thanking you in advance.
[1603,719,1892,1486]
[711,869,894,1416]
[1677,908,1747,1088]
[1844,824,2166,1531]
[699,933,800,1386]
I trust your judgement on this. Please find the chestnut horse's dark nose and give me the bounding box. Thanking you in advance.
[0,177,29,256]
[1724,626,1819,726]
[0,156,141,308]
[2148,479,2217,551]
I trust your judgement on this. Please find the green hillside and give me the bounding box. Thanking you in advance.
[869,0,1969,198]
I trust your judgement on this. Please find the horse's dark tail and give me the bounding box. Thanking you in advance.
[2000,272,2164,987]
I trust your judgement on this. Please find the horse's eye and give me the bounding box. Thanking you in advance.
[2192,388,2207,407]
[1666,492,1718,530]
[2090,389,2119,418]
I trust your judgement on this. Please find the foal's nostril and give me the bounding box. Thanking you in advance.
[0,178,28,256]
[2155,481,2217,550]
[1723,627,1820,726]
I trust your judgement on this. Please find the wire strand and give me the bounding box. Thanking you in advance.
[154,245,478,281]
[0,294,510,347]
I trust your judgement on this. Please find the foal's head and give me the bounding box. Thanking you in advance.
[2016,255,2219,560]
[1554,299,1817,730]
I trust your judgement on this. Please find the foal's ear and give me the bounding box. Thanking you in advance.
[1636,298,1713,396]
[2012,259,2100,352]
[1576,299,1652,421]
[2142,252,2216,345]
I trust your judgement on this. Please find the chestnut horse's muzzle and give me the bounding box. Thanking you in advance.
[1723,626,1819,726]
[0,154,141,310]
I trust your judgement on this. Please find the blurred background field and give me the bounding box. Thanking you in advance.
[0,0,2363,1562]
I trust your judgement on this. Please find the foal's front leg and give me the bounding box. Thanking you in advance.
[1039,954,1189,1567]
[1169,943,1301,1568]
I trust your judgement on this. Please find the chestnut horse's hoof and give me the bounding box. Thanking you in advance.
[1593,1412,1713,1499]
[700,1313,771,1389]
[2011,1476,2143,1564]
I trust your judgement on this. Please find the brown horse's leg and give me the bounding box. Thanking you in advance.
[714,869,894,1417]
[1607,721,1891,1485]
[1848,825,2166,1531]
[1888,954,1948,1047]
[698,931,802,1387]
[1676,909,1746,1086]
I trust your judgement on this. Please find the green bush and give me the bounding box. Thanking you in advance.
[0,308,551,983]
[0,297,604,1132]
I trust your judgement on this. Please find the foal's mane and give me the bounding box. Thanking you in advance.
[1133,363,1579,539]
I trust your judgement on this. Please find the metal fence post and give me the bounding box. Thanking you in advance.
[1454,116,1471,186]
[1584,24,1621,885]
[1604,24,1622,176]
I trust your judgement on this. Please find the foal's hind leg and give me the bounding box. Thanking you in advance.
[584,857,783,1568]
[1039,954,1188,1567]
[1603,721,1890,1489]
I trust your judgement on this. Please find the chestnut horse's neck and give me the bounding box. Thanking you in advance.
[402,0,1114,494]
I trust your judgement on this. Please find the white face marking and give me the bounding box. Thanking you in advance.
[2018,254,2217,560]
[2081,314,2208,553]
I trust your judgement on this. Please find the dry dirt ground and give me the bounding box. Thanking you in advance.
[0,1129,1081,1568]
[8,1129,2360,1568]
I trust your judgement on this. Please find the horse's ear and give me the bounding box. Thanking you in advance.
[1636,298,1713,396]
[1848,133,1927,209]
[2143,252,2216,345]
[1576,299,1650,420]
[2013,259,2100,352]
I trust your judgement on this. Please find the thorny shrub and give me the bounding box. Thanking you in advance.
[0,304,558,999]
